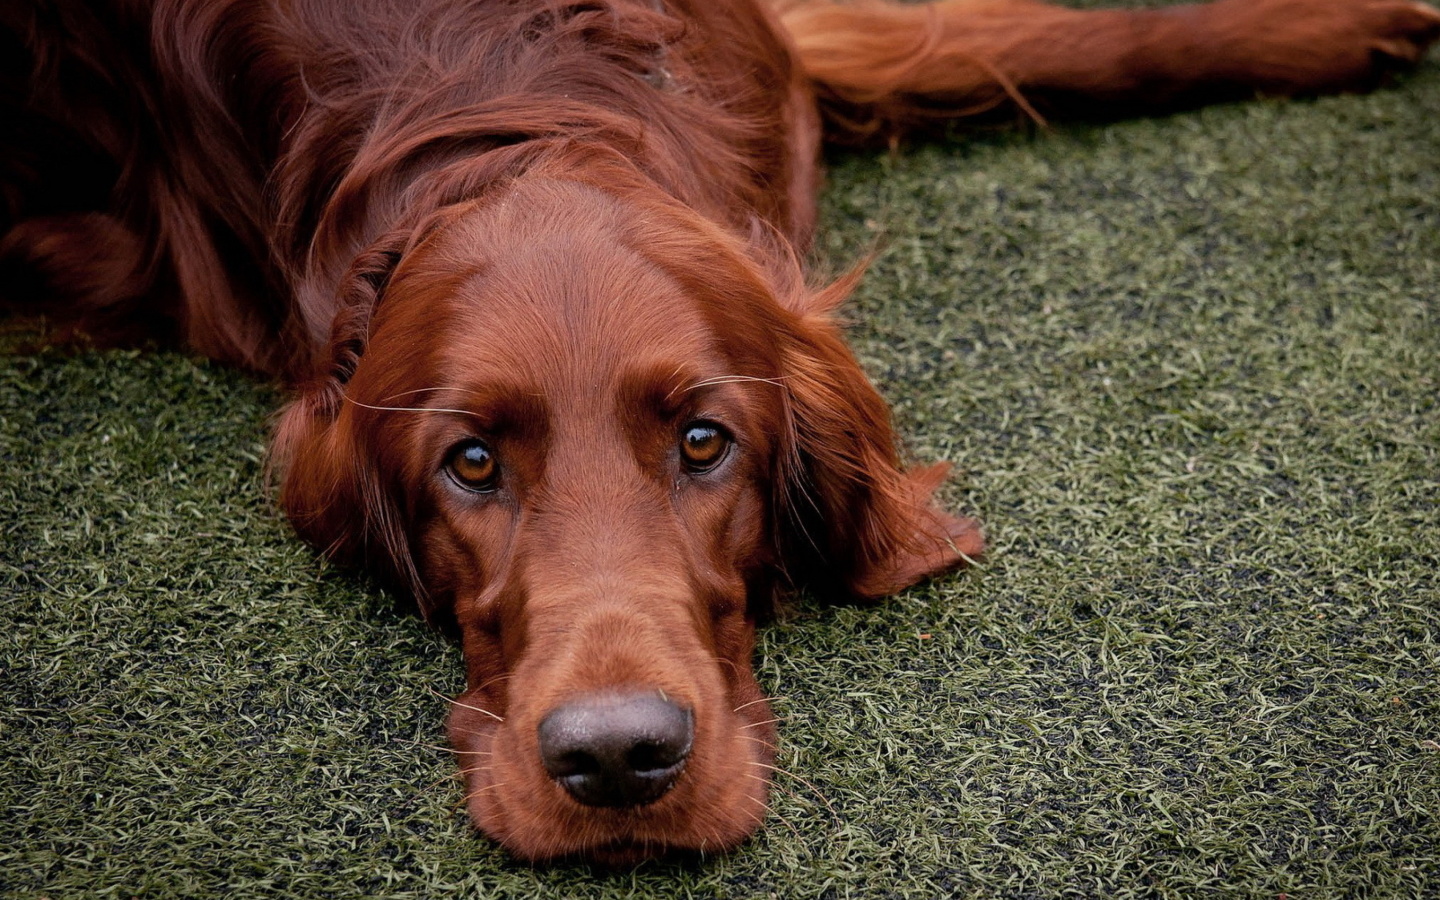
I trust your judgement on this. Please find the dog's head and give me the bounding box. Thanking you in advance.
[273,164,980,863]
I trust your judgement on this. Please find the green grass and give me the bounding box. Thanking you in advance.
[4,52,1440,900]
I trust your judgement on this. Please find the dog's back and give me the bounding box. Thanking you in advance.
[4,0,1437,378]
[0,0,816,376]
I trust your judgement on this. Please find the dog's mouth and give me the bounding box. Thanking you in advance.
[556,835,723,869]
[578,838,664,868]
[447,683,777,863]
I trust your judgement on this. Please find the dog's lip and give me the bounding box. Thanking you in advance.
[561,834,699,867]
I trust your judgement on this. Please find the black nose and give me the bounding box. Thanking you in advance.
[537,691,694,808]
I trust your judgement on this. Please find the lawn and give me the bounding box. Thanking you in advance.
[3,20,1438,900]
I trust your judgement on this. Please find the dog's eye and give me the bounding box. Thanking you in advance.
[680,422,730,473]
[446,439,499,492]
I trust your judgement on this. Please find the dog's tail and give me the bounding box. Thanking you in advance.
[773,0,1440,143]
[774,0,1058,142]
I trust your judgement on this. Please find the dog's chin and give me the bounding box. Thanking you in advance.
[552,837,739,869]
[493,775,774,867]
[447,696,778,864]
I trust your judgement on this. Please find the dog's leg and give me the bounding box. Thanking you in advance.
[776,0,1440,140]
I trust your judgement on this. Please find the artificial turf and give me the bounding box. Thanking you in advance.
[3,19,1439,900]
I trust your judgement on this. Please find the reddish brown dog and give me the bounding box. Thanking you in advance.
[3,0,1436,865]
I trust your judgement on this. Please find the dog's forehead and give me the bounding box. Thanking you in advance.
[388,201,736,405]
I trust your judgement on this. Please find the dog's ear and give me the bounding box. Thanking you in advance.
[775,276,983,600]
[269,236,427,609]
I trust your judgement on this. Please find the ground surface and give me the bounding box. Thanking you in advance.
[3,18,1438,900]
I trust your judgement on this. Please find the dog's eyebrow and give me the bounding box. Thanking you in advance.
[342,395,486,418]
[377,387,487,401]
[667,374,789,400]
[344,385,550,444]
[345,382,547,414]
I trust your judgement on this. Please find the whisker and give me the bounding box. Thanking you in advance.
[734,696,782,713]
[422,774,461,795]
[457,763,497,777]
[372,386,491,403]
[740,717,782,729]
[463,781,511,804]
[665,374,791,401]
[687,375,791,392]
[744,781,802,841]
[750,772,834,836]
[429,686,505,722]
[342,395,484,418]
[468,672,515,694]
[394,740,469,754]
[753,762,840,822]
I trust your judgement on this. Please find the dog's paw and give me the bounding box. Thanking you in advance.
[1211,0,1440,94]
[1363,0,1440,65]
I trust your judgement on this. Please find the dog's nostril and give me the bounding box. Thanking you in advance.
[627,739,683,774]
[548,750,600,779]
[538,691,693,808]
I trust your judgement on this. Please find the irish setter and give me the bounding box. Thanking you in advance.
[3,0,1436,865]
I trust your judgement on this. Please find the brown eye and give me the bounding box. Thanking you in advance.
[680,422,730,473]
[446,439,498,492]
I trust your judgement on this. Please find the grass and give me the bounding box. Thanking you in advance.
[3,35,1439,900]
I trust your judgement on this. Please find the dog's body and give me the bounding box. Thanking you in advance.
[3,0,1436,864]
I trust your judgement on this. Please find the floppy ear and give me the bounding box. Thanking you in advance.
[776,277,983,600]
[269,236,428,609]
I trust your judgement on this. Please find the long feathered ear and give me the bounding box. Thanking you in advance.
[268,234,428,610]
[776,274,983,600]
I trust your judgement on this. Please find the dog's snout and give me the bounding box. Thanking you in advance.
[538,691,694,808]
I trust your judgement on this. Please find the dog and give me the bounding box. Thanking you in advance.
[3,0,1436,865]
